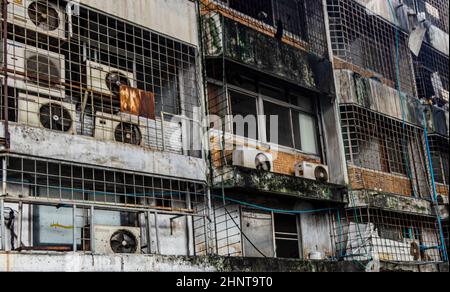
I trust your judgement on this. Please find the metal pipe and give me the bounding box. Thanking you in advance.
[2,156,6,196]
[17,201,23,250]
[2,0,10,149]
[154,211,161,254]
[72,205,77,252]
[146,210,152,254]
[422,111,448,262]
[160,112,166,151]
[90,205,95,253]
[0,198,5,250]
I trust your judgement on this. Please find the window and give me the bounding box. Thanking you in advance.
[264,101,293,148]
[274,213,300,259]
[226,77,320,154]
[264,101,319,154]
[432,152,449,184]
[230,90,259,140]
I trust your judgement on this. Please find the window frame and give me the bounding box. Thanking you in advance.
[226,80,321,156]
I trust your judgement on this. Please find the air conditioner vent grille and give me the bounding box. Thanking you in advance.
[28,1,61,32]
[26,53,61,88]
[114,122,142,145]
[106,71,131,97]
[110,229,138,254]
[39,103,73,132]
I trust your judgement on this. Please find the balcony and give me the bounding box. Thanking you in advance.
[202,2,334,95]
[216,165,346,203]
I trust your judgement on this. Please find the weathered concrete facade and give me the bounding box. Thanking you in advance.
[0,0,448,272]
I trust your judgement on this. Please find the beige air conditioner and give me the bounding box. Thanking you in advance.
[1,40,65,98]
[17,94,76,134]
[86,60,136,97]
[94,111,145,146]
[88,225,141,254]
[7,0,67,41]
[232,147,274,172]
[295,161,329,183]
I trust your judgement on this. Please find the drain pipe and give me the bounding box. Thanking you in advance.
[2,0,10,149]
[66,1,80,40]
[422,109,448,262]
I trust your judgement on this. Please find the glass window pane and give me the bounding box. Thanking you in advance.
[294,112,318,154]
[264,101,293,148]
[260,83,288,103]
[230,91,259,139]
[290,92,314,113]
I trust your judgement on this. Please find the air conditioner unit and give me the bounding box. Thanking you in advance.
[295,161,329,183]
[232,147,273,172]
[409,240,421,261]
[7,0,66,41]
[86,60,136,97]
[94,111,145,146]
[89,225,141,254]
[17,94,76,134]
[1,40,65,98]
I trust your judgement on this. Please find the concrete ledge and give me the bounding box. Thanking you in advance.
[347,190,436,217]
[5,123,207,182]
[217,166,346,203]
[380,261,449,273]
[0,252,364,272]
[2,252,447,272]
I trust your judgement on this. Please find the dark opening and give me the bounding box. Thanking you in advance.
[274,213,300,259]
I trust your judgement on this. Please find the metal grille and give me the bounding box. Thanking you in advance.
[203,0,329,58]
[327,0,415,96]
[1,0,202,156]
[428,134,449,186]
[2,154,207,211]
[416,0,449,33]
[413,43,449,104]
[332,208,449,263]
[340,104,431,198]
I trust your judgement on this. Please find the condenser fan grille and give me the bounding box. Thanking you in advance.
[106,71,131,96]
[110,230,138,254]
[39,103,73,132]
[115,122,142,145]
[255,153,272,172]
[28,1,61,31]
[26,54,61,88]
[314,166,329,183]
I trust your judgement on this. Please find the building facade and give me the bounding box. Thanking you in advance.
[0,0,448,272]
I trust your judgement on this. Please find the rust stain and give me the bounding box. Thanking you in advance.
[120,85,155,120]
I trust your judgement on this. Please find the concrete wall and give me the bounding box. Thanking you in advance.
[1,252,444,272]
[0,252,369,272]
[4,123,207,182]
[334,69,422,126]
[78,0,199,46]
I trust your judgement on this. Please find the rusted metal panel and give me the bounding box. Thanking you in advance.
[120,85,155,120]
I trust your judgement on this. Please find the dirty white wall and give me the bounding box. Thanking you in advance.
[78,0,199,46]
[296,202,334,259]
[0,252,218,272]
[7,124,207,182]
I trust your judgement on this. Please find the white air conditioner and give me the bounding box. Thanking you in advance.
[90,225,141,254]
[232,147,273,172]
[295,161,329,183]
[1,40,65,98]
[95,111,145,146]
[7,0,66,41]
[17,94,76,134]
[86,60,136,97]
